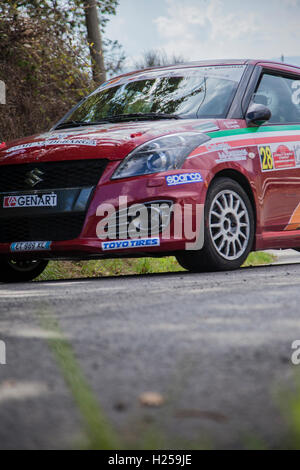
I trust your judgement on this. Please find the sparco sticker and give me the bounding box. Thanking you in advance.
[166,173,203,186]
[3,194,57,208]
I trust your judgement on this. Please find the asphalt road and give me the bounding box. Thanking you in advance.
[1,252,300,450]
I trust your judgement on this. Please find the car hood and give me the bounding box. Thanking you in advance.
[0,119,220,165]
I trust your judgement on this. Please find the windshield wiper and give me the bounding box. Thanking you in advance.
[54,120,108,130]
[55,113,180,130]
[104,113,181,122]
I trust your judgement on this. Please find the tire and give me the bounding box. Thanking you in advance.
[0,259,48,283]
[176,177,255,272]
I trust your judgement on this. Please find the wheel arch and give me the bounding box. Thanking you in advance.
[208,169,257,229]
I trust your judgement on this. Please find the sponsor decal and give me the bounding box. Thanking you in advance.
[3,194,57,208]
[223,120,240,130]
[5,139,97,153]
[187,125,300,167]
[259,145,274,171]
[273,145,296,169]
[260,143,298,172]
[10,241,52,252]
[166,173,203,186]
[207,142,231,152]
[216,148,248,163]
[285,202,300,231]
[101,237,160,251]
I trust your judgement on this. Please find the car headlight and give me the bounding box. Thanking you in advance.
[111,132,211,179]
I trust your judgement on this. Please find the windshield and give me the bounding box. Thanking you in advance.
[58,65,246,126]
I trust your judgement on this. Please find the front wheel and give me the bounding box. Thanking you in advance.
[176,177,255,272]
[0,259,48,283]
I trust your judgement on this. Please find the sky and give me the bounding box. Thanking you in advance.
[105,0,300,71]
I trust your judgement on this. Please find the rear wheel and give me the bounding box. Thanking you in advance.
[0,259,48,283]
[176,177,255,272]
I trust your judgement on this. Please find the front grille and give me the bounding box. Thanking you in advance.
[0,213,86,242]
[0,159,108,191]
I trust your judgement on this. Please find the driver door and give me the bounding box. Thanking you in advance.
[250,69,300,233]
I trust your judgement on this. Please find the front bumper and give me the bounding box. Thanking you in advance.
[0,161,208,259]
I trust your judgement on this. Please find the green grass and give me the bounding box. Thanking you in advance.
[38,311,118,450]
[36,251,276,281]
[36,256,184,281]
[242,251,276,267]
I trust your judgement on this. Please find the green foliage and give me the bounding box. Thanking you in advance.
[0,1,125,141]
[36,252,274,281]
[0,8,92,140]
[0,1,125,77]
[1,0,119,31]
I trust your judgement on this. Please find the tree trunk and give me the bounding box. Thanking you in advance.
[83,0,106,84]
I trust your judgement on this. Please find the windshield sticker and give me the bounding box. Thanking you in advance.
[5,139,97,153]
[95,65,246,93]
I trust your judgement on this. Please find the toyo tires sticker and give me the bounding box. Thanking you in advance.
[101,238,160,251]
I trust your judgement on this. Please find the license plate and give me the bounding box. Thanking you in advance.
[10,241,52,252]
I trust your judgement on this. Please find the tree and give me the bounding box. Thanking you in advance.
[0,0,125,80]
[134,49,186,70]
[84,0,106,83]
[0,0,125,141]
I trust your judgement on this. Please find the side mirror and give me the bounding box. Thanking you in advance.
[246,103,271,127]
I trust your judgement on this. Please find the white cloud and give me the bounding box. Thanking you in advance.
[153,0,300,61]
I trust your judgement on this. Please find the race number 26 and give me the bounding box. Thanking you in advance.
[260,145,274,171]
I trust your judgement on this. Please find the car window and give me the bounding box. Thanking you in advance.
[252,73,300,124]
[62,65,246,122]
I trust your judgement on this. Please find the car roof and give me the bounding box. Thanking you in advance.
[115,59,300,81]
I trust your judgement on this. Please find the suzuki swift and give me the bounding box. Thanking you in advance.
[1,59,300,282]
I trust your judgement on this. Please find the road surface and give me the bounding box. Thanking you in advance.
[1,252,300,449]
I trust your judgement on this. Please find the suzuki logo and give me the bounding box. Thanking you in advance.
[25,168,44,187]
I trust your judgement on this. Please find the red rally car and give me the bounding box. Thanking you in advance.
[1,59,300,282]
